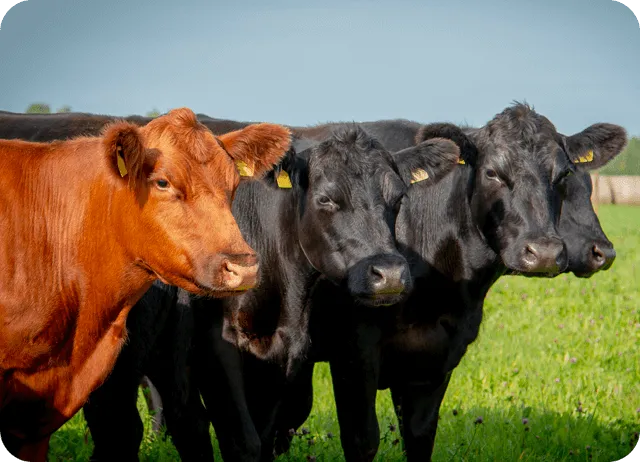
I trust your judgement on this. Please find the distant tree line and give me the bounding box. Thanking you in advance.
[21,103,640,175]
[25,103,161,118]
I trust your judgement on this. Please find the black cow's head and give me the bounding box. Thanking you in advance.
[273,127,460,306]
[557,171,616,277]
[416,103,626,276]
[554,123,626,276]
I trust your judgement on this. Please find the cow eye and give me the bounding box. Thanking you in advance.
[485,169,498,180]
[317,195,333,206]
[155,179,170,190]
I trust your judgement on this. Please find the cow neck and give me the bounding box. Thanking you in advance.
[278,185,318,280]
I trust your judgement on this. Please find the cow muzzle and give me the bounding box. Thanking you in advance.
[195,253,259,294]
[520,237,567,274]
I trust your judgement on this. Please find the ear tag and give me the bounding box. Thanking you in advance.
[410,168,429,184]
[458,158,466,165]
[277,170,293,189]
[575,150,594,164]
[236,160,254,177]
[116,147,128,177]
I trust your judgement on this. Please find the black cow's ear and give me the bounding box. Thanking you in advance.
[564,124,627,170]
[262,147,309,191]
[415,123,478,166]
[393,138,460,187]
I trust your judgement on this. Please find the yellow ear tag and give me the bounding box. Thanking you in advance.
[457,158,466,165]
[277,170,292,188]
[236,160,254,177]
[575,150,594,164]
[410,168,429,184]
[116,148,128,177]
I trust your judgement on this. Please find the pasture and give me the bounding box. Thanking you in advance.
[49,204,640,462]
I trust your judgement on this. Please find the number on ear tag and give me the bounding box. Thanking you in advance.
[277,170,292,188]
[410,168,429,184]
[116,147,128,177]
[575,150,594,164]
[236,160,254,177]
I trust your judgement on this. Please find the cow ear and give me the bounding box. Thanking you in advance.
[262,147,309,191]
[565,123,627,170]
[217,123,292,179]
[415,123,478,166]
[103,122,147,187]
[393,138,460,187]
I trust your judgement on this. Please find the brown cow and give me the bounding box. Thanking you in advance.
[0,108,291,461]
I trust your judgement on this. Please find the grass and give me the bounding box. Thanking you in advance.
[48,205,640,461]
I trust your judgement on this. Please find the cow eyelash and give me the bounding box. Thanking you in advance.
[485,169,499,180]
[317,195,333,206]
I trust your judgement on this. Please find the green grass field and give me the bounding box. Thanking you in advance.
[48,205,640,461]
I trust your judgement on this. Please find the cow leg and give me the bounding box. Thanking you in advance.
[329,323,382,462]
[193,305,261,462]
[147,365,214,462]
[244,360,287,462]
[141,376,165,433]
[83,357,143,462]
[273,361,315,456]
[390,373,451,462]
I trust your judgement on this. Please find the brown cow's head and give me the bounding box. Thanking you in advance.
[102,108,291,296]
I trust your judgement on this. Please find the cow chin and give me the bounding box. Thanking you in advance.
[190,278,256,298]
[354,292,408,308]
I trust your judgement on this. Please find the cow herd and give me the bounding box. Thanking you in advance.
[0,104,626,462]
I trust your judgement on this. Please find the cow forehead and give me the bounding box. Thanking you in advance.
[479,110,568,173]
[152,141,238,196]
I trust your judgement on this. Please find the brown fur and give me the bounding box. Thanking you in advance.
[0,108,291,460]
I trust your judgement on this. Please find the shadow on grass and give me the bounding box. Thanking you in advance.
[280,406,639,462]
[47,405,639,462]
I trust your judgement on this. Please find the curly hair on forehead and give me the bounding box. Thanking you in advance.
[311,125,395,175]
[143,108,220,164]
[486,101,558,141]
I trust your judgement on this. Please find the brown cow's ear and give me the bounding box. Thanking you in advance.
[217,123,292,179]
[103,122,146,186]
[565,123,627,170]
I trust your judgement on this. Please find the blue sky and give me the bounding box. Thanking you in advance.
[0,0,638,135]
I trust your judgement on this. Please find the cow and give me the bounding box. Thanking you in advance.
[77,126,461,462]
[0,107,292,461]
[268,106,626,461]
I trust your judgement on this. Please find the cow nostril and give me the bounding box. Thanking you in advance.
[223,261,239,276]
[591,245,605,264]
[370,266,386,284]
[524,244,539,264]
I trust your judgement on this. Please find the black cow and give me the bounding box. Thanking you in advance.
[268,106,625,461]
[0,110,253,141]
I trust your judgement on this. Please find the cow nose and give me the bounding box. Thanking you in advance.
[221,254,259,291]
[368,262,407,295]
[590,243,616,271]
[522,238,567,273]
